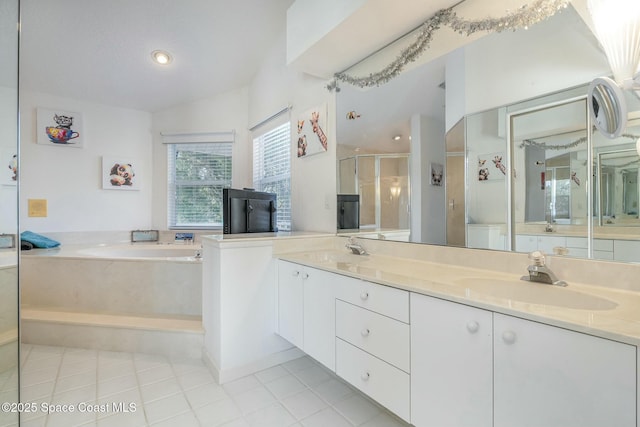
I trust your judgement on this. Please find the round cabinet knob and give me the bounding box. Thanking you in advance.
[466,321,479,334]
[301,273,309,280]
[502,330,517,344]
[361,372,370,381]
[360,328,370,337]
[360,291,369,301]
[292,271,300,277]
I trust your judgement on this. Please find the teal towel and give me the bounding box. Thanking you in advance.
[20,231,60,249]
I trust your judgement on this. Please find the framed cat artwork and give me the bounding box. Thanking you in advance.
[36,108,84,148]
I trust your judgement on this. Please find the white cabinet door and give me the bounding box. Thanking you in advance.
[303,267,338,371]
[494,313,636,427]
[536,235,566,254]
[277,261,303,349]
[614,240,640,263]
[410,293,492,427]
[515,234,538,253]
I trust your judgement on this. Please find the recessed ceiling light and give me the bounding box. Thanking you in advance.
[151,50,173,65]
[393,135,401,141]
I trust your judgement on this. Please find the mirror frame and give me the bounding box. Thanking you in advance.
[588,76,628,139]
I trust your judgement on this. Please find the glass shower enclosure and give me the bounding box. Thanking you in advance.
[338,154,410,231]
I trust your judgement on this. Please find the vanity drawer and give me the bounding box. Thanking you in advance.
[565,237,587,248]
[336,338,410,422]
[336,300,410,372]
[336,279,409,323]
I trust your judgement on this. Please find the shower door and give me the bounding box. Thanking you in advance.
[0,0,20,426]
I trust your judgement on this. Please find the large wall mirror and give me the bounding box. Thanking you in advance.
[0,0,20,424]
[336,2,640,263]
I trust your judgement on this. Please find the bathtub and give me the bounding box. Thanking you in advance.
[0,250,17,268]
[20,242,205,358]
[21,243,202,317]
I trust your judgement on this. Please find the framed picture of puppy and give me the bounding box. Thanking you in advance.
[37,108,84,148]
[102,156,138,190]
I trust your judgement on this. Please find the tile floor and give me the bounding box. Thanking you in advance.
[4,344,411,427]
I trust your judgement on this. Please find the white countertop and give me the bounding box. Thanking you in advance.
[278,250,640,347]
[202,232,333,248]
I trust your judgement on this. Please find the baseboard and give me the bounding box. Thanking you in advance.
[203,346,305,384]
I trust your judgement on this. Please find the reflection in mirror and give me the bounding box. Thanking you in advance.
[509,97,589,257]
[0,0,19,424]
[335,2,640,263]
[597,149,640,224]
[465,108,509,251]
[445,119,465,247]
[338,154,411,241]
[336,51,445,243]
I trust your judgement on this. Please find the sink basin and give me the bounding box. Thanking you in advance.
[298,251,370,264]
[455,277,618,311]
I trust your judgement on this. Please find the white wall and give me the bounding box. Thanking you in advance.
[445,49,465,133]
[150,87,251,230]
[250,31,337,233]
[466,109,508,225]
[461,6,609,115]
[20,91,152,233]
[410,115,446,244]
[286,0,366,73]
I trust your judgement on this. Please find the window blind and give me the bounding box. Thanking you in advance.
[167,142,232,229]
[253,122,291,231]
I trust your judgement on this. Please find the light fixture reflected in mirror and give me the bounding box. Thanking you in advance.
[390,183,401,198]
[588,76,628,138]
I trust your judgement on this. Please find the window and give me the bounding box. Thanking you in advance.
[253,122,291,231]
[167,142,232,229]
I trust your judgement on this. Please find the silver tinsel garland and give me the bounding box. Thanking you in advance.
[520,133,640,150]
[327,0,569,91]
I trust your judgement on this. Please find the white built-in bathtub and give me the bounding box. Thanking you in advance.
[20,243,204,358]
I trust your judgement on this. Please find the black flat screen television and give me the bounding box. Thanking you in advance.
[337,194,360,230]
[223,188,278,234]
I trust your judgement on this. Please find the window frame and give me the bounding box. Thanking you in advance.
[165,135,234,230]
[252,121,292,231]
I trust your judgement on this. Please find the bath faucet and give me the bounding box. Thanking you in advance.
[544,222,555,233]
[345,237,367,255]
[522,251,567,286]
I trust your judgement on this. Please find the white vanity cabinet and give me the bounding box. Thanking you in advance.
[410,293,493,427]
[494,313,636,427]
[278,258,637,427]
[302,267,340,371]
[335,283,411,421]
[614,240,640,263]
[277,261,304,349]
[277,260,348,371]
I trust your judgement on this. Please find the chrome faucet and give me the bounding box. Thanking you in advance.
[522,251,567,286]
[345,237,367,255]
